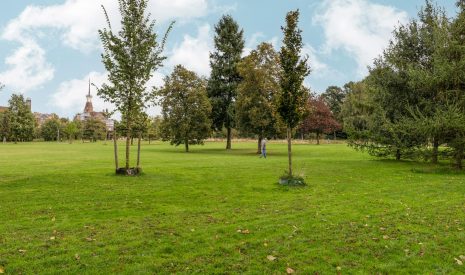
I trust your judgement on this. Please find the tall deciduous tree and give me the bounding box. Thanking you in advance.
[207,15,244,150]
[236,42,282,153]
[98,0,172,174]
[278,10,310,177]
[301,96,340,145]
[5,94,35,143]
[159,65,211,152]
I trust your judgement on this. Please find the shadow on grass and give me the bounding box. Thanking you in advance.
[144,146,290,157]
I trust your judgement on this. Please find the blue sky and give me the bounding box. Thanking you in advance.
[0,0,458,119]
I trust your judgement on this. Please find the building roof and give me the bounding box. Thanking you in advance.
[0,106,8,113]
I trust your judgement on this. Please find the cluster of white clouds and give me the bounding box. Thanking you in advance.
[0,0,410,117]
[314,0,408,75]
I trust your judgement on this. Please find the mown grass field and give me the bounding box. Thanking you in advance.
[1,141,465,274]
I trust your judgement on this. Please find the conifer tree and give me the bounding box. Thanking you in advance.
[207,15,244,150]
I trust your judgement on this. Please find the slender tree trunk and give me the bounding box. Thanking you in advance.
[287,127,292,177]
[226,127,232,150]
[257,136,262,154]
[126,121,131,170]
[149,136,151,145]
[455,144,464,170]
[185,139,189,152]
[396,149,401,161]
[131,137,134,146]
[334,131,337,141]
[114,129,119,171]
[136,133,141,168]
[316,132,320,145]
[432,138,439,164]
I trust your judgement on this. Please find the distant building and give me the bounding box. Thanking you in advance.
[0,97,55,127]
[74,80,114,132]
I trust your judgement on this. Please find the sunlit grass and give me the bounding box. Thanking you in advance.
[1,141,464,273]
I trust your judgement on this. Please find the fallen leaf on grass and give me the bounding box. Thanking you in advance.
[75,254,80,261]
[237,229,250,234]
[383,235,390,240]
[85,237,96,242]
[52,217,56,222]
[455,258,463,265]
[18,249,27,254]
[460,255,465,261]
[50,236,56,240]
[267,255,276,261]
[0,266,4,273]
[286,267,295,274]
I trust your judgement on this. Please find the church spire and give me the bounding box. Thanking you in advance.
[84,78,94,113]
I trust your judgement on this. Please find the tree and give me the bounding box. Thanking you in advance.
[301,96,340,145]
[158,65,211,152]
[63,121,81,143]
[5,94,35,142]
[207,15,244,150]
[236,42,283,153]
[321,85,347,139]
[147,116,162,144]
[98,0,173,174]
[277,10,310,177]
[40,116,62,141]
[343,1,446,161]
[82,118,106,142]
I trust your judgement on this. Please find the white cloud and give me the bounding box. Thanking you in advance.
[302,45,330,78]
[167,24,213,76]
[0,0,213,94]
[314,0,408,75]
[0,40,54,93]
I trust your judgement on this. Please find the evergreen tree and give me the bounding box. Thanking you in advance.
[278,10,310,177]
[236,42,283,153]
[98,0,173,174]
[207,15,244,150]
[159,65,212,152]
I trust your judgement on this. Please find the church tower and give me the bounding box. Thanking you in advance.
[84,79,94,113]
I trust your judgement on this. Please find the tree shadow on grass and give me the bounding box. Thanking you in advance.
[144,146,289,157]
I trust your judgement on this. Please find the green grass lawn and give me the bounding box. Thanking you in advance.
[1,141,465,274]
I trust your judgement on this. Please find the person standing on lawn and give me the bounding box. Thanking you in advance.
[260,138,267,158]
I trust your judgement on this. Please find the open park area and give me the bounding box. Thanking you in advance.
[1,141,465,273]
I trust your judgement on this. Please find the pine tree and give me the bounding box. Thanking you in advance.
[278,10,310,177]
[97,0,173,174]
[159,65,212,152]
[207,15,244,150]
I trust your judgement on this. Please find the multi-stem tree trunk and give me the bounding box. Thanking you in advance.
[113,128,119,171]
[136,133,141,168]
[432,138,439,164]
[257,136,263,154]
[226,127,232,150]
[287,127,293,177]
